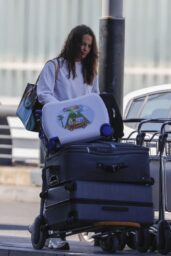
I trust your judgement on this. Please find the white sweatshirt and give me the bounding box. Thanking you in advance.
[37,58,99,105]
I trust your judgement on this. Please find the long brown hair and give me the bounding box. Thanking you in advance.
[58,25,98,85]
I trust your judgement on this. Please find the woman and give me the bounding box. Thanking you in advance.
[37,24,99,105]
[36,24,99,250]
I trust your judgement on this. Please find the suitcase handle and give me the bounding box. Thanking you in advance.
[97,162,128,173]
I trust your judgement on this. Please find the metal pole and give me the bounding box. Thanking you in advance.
[99,0,125,114]
[102,0,123,17]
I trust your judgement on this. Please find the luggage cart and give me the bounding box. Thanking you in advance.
[121,118,158,252]
[134,118,171,254]
[30,140,153,253]
[30,112,153,254]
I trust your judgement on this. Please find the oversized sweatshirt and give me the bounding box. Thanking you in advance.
[37,58,99,105]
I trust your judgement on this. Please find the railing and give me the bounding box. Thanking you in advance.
[0,105,40,166]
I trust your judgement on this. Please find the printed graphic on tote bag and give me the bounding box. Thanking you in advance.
[57,105,94,131]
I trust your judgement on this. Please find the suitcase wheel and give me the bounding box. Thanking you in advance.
[99,234,118,253]
[136,227,151,253]
[31,215,47,250]
[116,231,127,251]
[126,231,136,249]
[157,220,171,255]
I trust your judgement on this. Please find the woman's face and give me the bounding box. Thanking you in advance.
[79,34,93,60]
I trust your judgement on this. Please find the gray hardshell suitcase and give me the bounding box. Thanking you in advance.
[45,141,151,185]
[44,180,154,229]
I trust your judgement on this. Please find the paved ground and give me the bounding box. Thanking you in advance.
[0,234,164,256]
[0,236,105,256]
[0,235,166,255]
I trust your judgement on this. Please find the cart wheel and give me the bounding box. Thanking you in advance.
[157,220,171,255]
[31,215,46,249]
[136,228,150,253]
[116,231,126,250]
[99,235,118,253]
[126,231,136,249]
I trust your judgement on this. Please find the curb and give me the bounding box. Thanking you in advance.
[0,184,41,203]
[0,166,42,203]
[0,165,42,187]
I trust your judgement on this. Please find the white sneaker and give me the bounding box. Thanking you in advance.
[48,238,70,250]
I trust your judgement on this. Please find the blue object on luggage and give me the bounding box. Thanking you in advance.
[47,137,60,152]
[100,123,113,137]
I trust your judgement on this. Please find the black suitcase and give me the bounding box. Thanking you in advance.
[44,180,154,229]
[45,141,151,186]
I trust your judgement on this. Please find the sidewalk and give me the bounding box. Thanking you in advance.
[0,165,41,202]
[0,237,137,256]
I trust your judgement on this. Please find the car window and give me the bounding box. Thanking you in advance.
[140,93,171,119]
[126,97,145,118]
[125,92,171,131]
[125,97,145,129]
